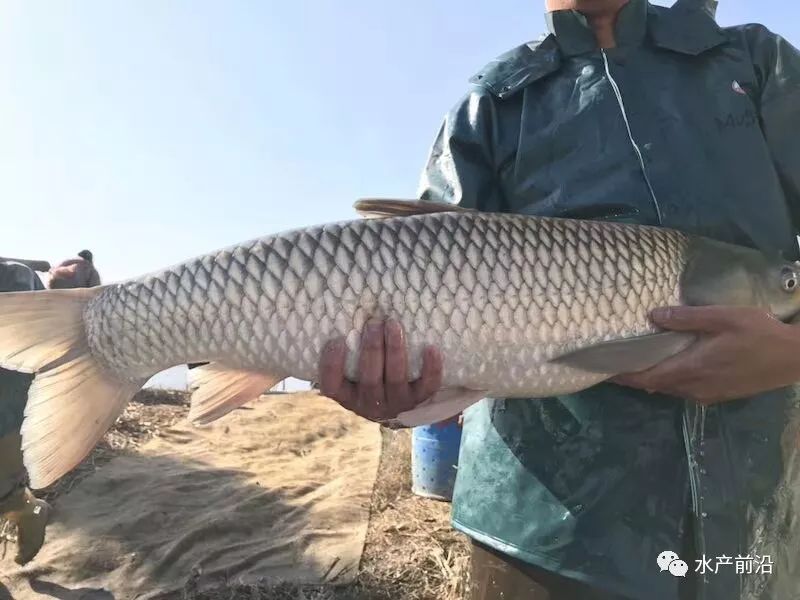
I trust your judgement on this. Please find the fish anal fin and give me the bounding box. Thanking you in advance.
[390,387,486,428]
[188,363,284,425]
[551,332,696,375]
[353,198,473,219]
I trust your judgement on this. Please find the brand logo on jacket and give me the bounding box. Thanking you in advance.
[715,109,758,133]
[732,80,747,95]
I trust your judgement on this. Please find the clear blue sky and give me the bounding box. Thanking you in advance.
[1,1,798,283]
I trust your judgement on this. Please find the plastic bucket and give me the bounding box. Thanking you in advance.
[411,422,463,501]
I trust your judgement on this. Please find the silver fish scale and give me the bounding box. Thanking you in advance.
[84,212,689,397]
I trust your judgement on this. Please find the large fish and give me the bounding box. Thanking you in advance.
[1,199,800,489]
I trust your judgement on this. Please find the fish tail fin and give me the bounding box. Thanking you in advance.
[0,288,143,489]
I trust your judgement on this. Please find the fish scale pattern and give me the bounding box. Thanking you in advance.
[84,212,688,397]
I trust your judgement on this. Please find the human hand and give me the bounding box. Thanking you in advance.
[318,319,443,423]
[612,306,800,404]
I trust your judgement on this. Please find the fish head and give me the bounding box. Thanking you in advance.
[754,259,800,321]
[681,237,800,321]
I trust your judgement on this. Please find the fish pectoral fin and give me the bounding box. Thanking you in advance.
[188,363,284,425]
[550,332,696,375]
[353,198,474,219]
[391,387,487,428]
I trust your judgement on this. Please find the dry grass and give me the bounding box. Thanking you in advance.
[36,390,471,600]
[352,428,471,600]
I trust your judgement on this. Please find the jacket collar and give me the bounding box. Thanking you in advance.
[546,0,649,57]
[649,0,728,56]
[469,35,562,98]
[470,0,728,99]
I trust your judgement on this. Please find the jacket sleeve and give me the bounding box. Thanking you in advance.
[749,26,800,229]
[0,262,43,293]
[417,88,505,211]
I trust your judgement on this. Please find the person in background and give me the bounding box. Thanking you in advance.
[0,261,49,565]
[320,0,800,598]
[1,249,102,565]
[48,249,101,289]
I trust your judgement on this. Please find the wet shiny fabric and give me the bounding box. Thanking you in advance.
[469,513,699,600]
[417,1,800,599]
[0,434,24,500]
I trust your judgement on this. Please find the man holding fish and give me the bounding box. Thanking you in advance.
[0,1,798,599]
[321,0,800,598]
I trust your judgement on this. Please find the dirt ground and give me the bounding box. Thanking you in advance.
[25,389,471,600]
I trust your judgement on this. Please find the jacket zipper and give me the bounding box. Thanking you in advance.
[682,406,701,517]
[601,49,664,226]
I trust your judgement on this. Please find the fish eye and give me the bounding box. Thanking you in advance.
[782,268,799,293]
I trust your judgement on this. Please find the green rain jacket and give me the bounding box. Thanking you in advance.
[0,263,43,438]
[417,1,800,599]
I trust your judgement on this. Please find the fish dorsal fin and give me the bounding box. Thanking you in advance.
[188,363,285,425]
[354,198,474,219]
[550,332,696,375]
